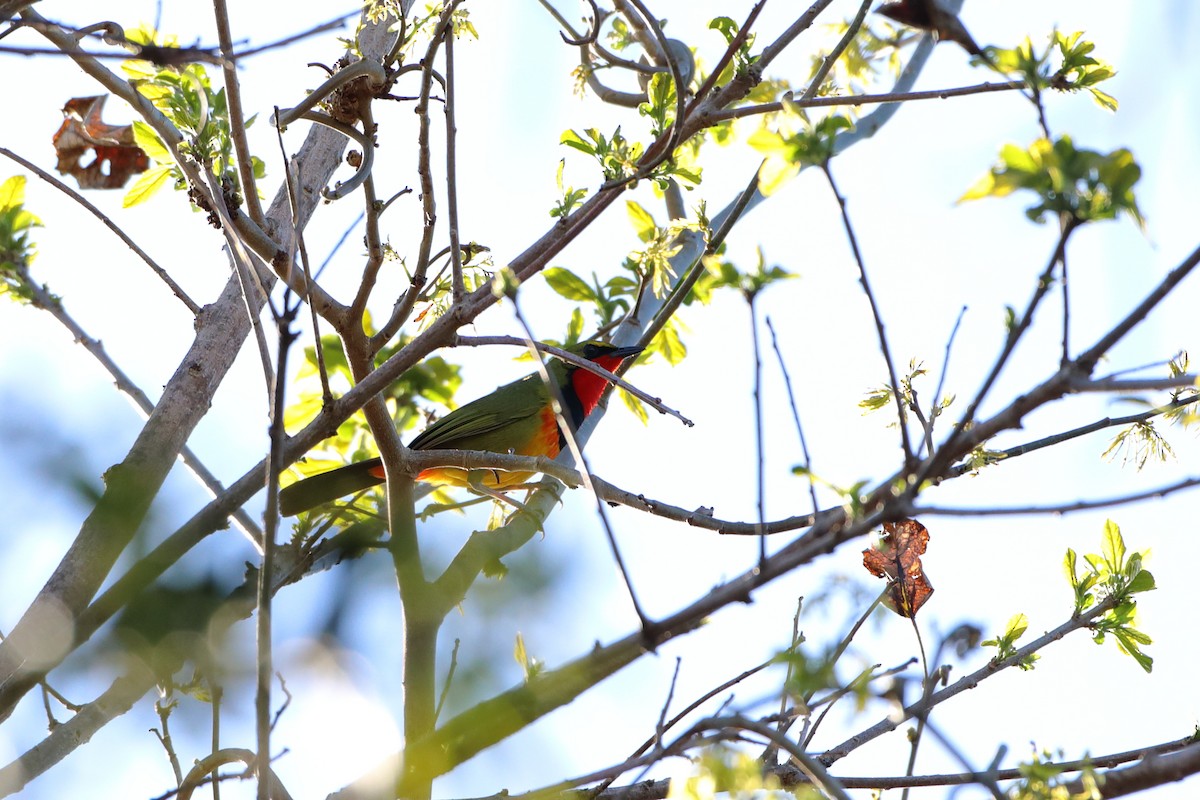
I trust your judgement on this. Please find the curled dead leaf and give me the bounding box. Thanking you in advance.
[52,95,149,189]
[862,518,935,618]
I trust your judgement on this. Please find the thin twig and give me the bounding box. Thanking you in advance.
[948,394,1199,478]
[434,639,461,725]
[203,162,278,390]
[509,298,653,630]
[822,162,912,466]
[213,0,264,226]
[931,220,1078,475]
[153,694,183,786]
[274,105,332,403]
[714,80,1025,123]
[800,0,872,101]
[373,4,462,347]
[766,318,818,512]
[747,293,768,564]
[444,26,464,302]
[819,595,1122,766]
[924,306,967,458]
[0,146,200,314]
[257,313,298,800]
[455,335,693,426]
[913,475,1200,517]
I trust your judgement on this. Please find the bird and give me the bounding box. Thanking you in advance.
[875,0,985,58]
[279,340,643,516]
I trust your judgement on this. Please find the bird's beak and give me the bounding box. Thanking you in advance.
[608,345,644,360]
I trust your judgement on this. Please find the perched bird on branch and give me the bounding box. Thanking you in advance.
[279,341,642,516]
[876,0,984,58]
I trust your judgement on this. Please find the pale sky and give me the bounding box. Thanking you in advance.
[1,2,1198,798]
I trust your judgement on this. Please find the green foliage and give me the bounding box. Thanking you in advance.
[624,200,683,297]
[667,746,799,800]
[749,114,853,195]
[640,72,676,138]
[542,267,636,329]
[961,445,1007,474]
[0,175,44,305]
[513,632,543,682]
[414,247,494,327]
[737,246,794,299]
[647,316,688,365]
[561,127,644,182]
[982,613,1039,670]
[1163,351,1200,427]
[1064,520,1156,672]
[1009,747,1101,800]
[708,17,757,76]
[803,20,905,100]
[559,122,699,191]
[990,30,1117,111]
[550,159,588,219]
[1102,419,1175,470]
[859,359,927,417]
[382,3,477,59]
[960,135,1143,227]
[283,331,463,513]
[779,645,839,699]
[121,26,265,208]
[606,17,637,52]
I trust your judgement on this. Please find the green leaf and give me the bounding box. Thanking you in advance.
[1101,519,1126,573]
[1126,568,1156,595]
[0,174,26,209]
[559,129,596,156]
[650,320,687,365]
[513,632,542,681]
[619,387,648,425]
[1113,629,1154,673]
[565,306,584,343]
[132,121,172,163]
[123,165,174,208]
[1063,548,1079,587]
[626,200,658,242]
[1004,612,1029,641]
[0,175,44,305]
[543,267,596,302]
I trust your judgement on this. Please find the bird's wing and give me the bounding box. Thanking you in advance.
[407,375,545,451]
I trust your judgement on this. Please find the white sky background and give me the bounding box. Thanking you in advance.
[1,1,1199,798]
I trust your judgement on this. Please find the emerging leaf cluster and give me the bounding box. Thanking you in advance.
[991,30,1118,111]
[961,135,1143,227]
[560,127,645,183]
[858,360,942,423]
[1102,419,1175,470]
[667,746,797,800]
[121,26,265,208]
[550,159,588,219]
[0,176,44,306]
[804,20,905,100]
[749,113,853,195]
[982,613,1039,671]
[708,17,757,77]
[640,72,677,138]
[1010,747,1102,800]
[1064,520,1156,672]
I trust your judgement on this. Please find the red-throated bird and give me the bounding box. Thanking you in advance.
[278,341,642,515]
[876,0,984,58]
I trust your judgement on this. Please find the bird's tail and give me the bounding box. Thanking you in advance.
[279,458,384,516]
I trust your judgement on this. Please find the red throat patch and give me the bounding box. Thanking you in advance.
[570,354,624,416]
